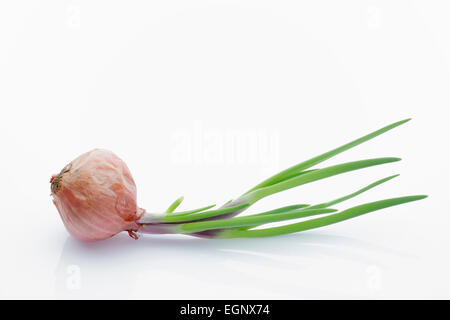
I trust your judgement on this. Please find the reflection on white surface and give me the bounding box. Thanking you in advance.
[54,232,415,299]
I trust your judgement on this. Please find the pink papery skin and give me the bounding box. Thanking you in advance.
[51,149,143,241]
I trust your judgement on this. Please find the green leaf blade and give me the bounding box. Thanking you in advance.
[246,157,401,203]
[222,195,427,238]
[310,174,400,209]
[178,208,337,233]
[243,119,411,195]
[165,196,184,213]
[164,202,250,223]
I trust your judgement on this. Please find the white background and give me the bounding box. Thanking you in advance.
[0,1,449,299]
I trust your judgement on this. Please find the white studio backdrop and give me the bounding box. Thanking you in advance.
[0,1,448,299]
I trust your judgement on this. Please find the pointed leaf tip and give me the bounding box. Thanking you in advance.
[396,118,412,125]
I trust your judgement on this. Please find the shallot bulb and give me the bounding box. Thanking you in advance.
[51,149,143,241]
[50,119,427,242]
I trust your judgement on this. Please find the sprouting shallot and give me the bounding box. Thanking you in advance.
[50,119,426,242]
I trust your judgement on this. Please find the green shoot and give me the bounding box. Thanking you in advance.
[176,208,337,234]
[136,119,427,241]
[219,195,427,238]
[242,118,410,194]
[165,196,184,213]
